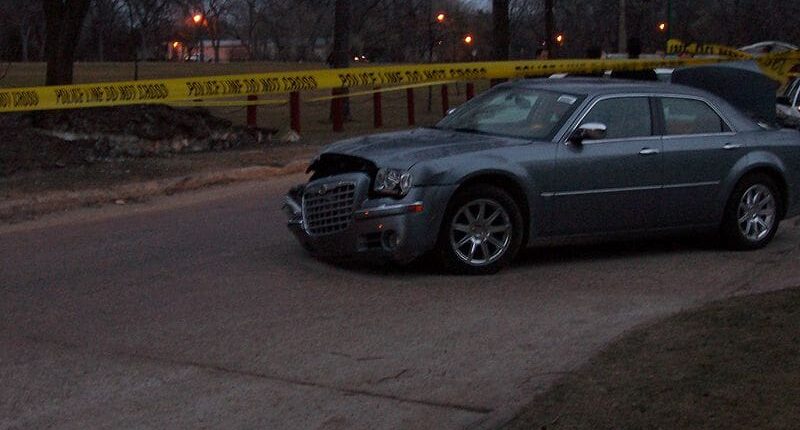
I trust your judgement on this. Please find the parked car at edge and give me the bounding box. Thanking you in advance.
[284,78,800,274]
[778,76,800,128]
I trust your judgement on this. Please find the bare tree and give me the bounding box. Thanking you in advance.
[492,0,510,60]
[124,0,177,78]
[42,0,91,85]
[544,0,554,54]
[90,0,125,62]
[201,0,235,63]
[230,0,267,59]
[331,0,351,68]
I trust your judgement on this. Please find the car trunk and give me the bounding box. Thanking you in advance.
[672,62,779,126]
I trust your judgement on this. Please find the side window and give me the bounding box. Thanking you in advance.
[662,98,729,135]
[789,80,800,106]
[580,97,652,140]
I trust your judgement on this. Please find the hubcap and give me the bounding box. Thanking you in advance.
[737,184,776,242]
[450,199,512,266]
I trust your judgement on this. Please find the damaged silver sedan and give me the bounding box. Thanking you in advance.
[285,73,800,274]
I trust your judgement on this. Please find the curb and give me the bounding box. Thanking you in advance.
[0,160,309,223]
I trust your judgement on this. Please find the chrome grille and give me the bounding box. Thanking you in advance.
[302,182,356,235]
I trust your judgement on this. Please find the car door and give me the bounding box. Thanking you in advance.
[548,96,662,236]
[657,96,742,227]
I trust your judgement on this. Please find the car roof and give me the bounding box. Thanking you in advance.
[505,77,763,131]
[510,78,703,97]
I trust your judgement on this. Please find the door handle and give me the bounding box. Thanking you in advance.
[639,148,660,156]
[723,143,742,150]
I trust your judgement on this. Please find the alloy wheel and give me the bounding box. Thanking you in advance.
[449,199,512,266]
[737,184,777,242]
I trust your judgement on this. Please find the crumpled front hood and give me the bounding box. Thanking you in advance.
[321,128,523,169]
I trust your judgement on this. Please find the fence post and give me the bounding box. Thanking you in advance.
[246,95,257,128]
[406,88,415,126]
[332,89,344,132]
[441,84,449,117]
[466,82,475,101]
[290,91,301,133]
[373,87,383,128]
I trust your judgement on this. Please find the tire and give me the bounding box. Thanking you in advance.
[721,173,782,250]
[436,184,524,275]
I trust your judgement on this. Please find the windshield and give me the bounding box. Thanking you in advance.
[435,87,584,140]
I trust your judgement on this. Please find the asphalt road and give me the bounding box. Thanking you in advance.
[2,175,800,429]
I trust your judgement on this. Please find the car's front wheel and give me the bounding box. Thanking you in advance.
[436,184,524,275]
[721,173,782,250]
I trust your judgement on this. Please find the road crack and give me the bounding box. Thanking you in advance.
[14,335,492,415]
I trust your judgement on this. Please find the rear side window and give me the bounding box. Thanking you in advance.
[788,79,800,106]
[661,98,729,135]
[580,97,652,140]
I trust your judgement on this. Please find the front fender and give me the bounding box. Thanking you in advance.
[412,157,542,243]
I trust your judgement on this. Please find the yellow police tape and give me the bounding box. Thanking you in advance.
[305,80,457,102]
[1,47,798,113]
[667,39,800,83]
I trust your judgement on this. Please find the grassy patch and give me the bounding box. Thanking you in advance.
[0,143,317,201]
[505,288,800,430]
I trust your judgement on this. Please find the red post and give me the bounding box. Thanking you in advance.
[406,88,415,126]
[441,84,450,117]
[246,95,257,128]
[466,82,475,101]
[290,91,301,133]
[373,88,383,128]
[332,89,344,132]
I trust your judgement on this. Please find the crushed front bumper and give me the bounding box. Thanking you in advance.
[283,174,456,263]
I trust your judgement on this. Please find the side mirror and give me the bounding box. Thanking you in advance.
[569,122,607,144]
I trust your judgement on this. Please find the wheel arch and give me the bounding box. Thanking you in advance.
[447,170,533,245]
[726,162,789,219]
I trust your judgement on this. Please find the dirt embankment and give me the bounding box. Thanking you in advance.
[0,105,275,177]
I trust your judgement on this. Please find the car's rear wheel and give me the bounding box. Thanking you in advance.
[721,173,782,250]
[436,184,524,275]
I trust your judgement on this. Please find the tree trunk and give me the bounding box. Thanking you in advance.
[43,0,91,85]
[97,27,105,62]
[331,0,351,120]
[20,25,31,62]
[331,0,351,69]
[544,0,554,54]
[618,0,627,53]
[492,0,510,60]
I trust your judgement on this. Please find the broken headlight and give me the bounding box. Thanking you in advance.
[373,168,413,197]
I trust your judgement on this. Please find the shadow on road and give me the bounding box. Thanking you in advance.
[319,232,724,277]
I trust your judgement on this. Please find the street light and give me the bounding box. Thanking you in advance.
[657,22,667,32]
[463,34,474,45]
[555,33,565,46]
[436,12,446,23]
[192,13,205,62]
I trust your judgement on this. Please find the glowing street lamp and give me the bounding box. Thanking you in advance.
[192,13,206,62]
[436,12,446,23]
[657,22,668,32]
[463,34,474,45]
[555,33,565,46]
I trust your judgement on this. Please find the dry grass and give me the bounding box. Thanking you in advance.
[0,143,318,201]
[0,62,489,137]
[504,287,800,430]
